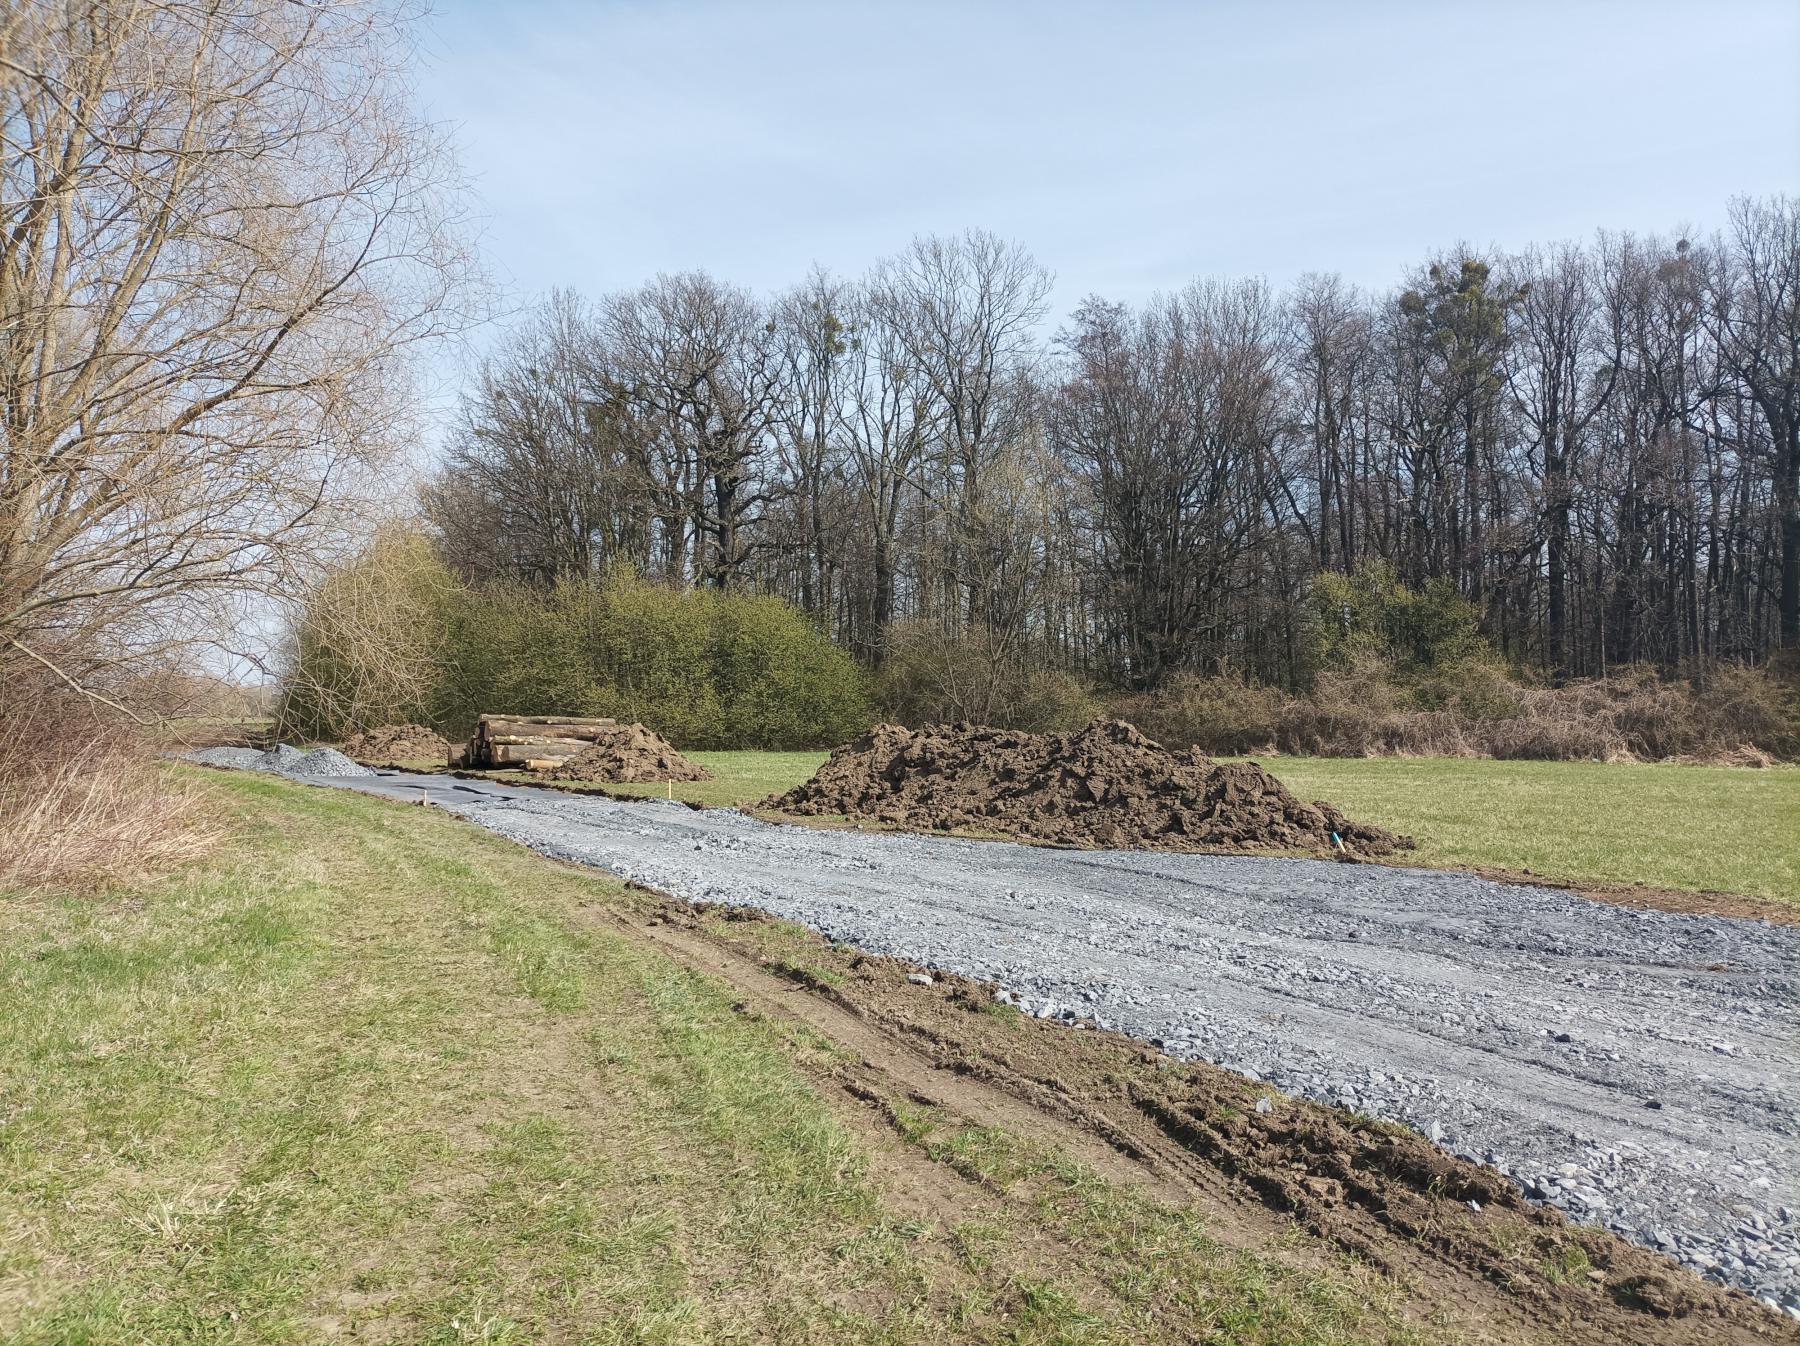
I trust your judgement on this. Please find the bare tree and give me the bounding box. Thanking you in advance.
[770,269,851,616]
[1707,196,1800,649]
[1053,281,1278,688]
[876,230,1052,628]
[602,272,783,588]
[0,0,474,695]
[429,291,646,585]
[1286,273,1374,575]
[417,196,1798,694]
[1505,241,1622,676]
[837,279,929,659]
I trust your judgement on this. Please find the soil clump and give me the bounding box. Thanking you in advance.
[767,718,1410,855]
[540,724,712,784]
[343,723,452,762]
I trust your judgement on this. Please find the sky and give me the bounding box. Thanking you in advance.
[416,0,1800,327]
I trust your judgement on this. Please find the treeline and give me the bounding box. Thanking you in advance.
[429,197,1799,692]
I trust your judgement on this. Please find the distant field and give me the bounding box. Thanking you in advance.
[1232,756,1800,905]
[604,750,829,808]
[634,751,1796,906]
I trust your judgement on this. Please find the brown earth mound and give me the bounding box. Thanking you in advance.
[766,718,1411,856]
[540,724,712,784]
[343,723,451,762]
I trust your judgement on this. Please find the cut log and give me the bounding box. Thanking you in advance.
[479,714,616,729]
[466,714,622,767]
[479,719,619,742]
[484,714,617,725]
[489,741,587,766]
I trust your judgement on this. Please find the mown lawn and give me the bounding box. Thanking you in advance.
[0,770,1427,1345]
[604,750,829,808]
[1235,756,1800,904]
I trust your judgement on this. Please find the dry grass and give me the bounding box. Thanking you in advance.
[1118,660,1800,764]
[0,672,216,893]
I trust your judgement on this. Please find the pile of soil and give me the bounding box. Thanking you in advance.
[343,723,451,762]
[540,724,712,784]
[766,719,1410,855]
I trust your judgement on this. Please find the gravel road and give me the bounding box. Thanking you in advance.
[195,756,1800,1316]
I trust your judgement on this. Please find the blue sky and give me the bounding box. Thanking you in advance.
[416,0,1800,320]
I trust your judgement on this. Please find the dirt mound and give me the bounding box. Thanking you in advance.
[766,719,1410,856]
[343,723,450,762]
[540,724,712,784]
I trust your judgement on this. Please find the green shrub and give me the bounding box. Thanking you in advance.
[285,549,871,750]
[428,579,607,733]
[586,574,725,745]
[428,572,868,750]
[704,584,869,749]
[1310,562,1484,677]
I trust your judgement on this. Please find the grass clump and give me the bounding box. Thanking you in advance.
[0,668,214,892]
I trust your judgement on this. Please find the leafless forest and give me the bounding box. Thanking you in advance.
[431,206,1800,692]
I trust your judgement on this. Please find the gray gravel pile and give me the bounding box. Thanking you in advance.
[182,744,376,777]
[188,766,1800,1317]
[284,747,375,777]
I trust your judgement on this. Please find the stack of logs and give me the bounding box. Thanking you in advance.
[458,715,619,769]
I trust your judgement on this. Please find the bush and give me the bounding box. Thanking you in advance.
[0,666,214,892]
[435,579,613,731]
[877,622,1098,733]
[406,571,870,750]
[1112,673,1284,755]
[1110,656,1799,764]
[702,583,869,749]
[282,551,873,751]
[278,529,459,740]
[1310,562,1484,677]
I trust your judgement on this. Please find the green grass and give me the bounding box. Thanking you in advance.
[0,770,1433,1345]
[605,750,829,808]
[451,751,827,810]
[1236,756,1800,903]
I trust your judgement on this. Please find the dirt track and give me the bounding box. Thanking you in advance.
[192,757,1800,1325]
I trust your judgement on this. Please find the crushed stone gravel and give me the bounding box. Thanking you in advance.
[183,744,376,777]
[187,764,1800,1316]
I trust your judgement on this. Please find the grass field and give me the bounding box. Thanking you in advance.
[0,770,1429,1345]
[600,750,828,809]
[1240,756,1800,903]
[554,751,1798,905]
